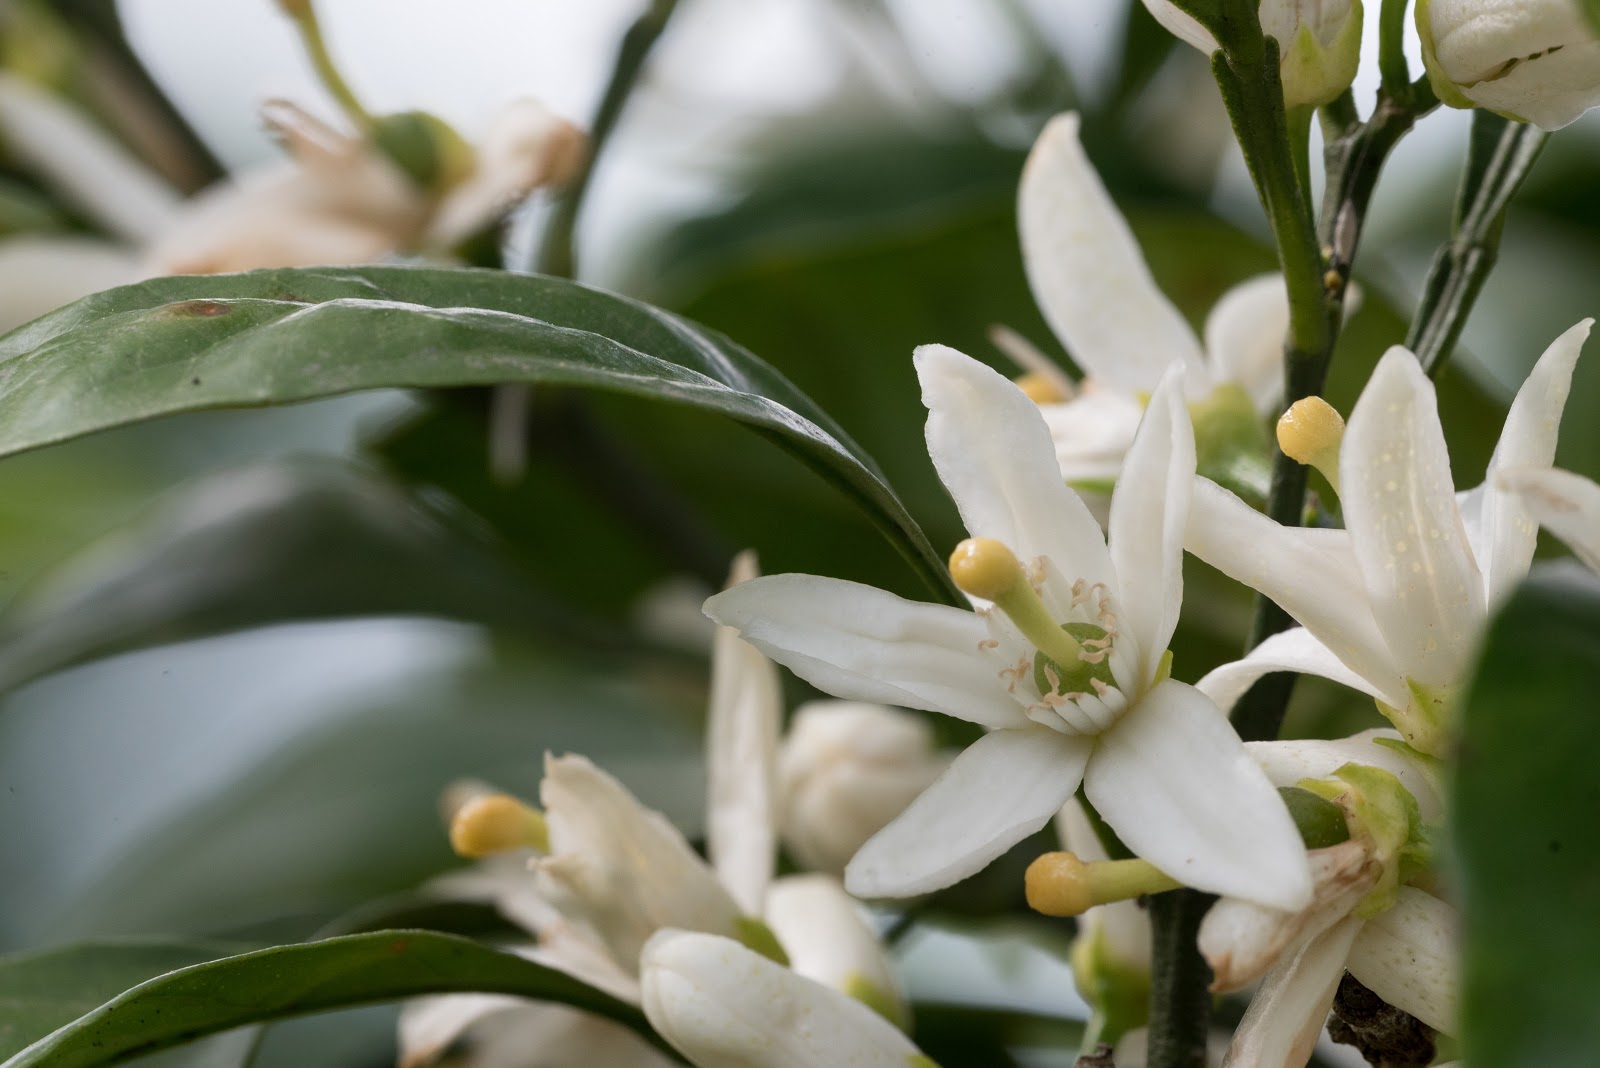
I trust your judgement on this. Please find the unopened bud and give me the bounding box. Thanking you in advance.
[449,792,549,858]
[373,110,474,193]
[1276,396,1344,495]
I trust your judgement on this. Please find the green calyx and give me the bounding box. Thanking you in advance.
[1279,786,1351,849]
[1299,763,1435,917]
[734,916,790,966]
[372,110,474,195]
[1278,6,1364,108]
[1033,623,1117,698]
[1191,384,1274,506]
[1071,920,1151,1051]
[1377,678,1453,757]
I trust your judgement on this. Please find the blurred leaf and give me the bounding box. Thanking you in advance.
[0,940,247,1059]
[1455,563,1600,1068]
[0,930,672,1068]
[0,265,955,603]
[0,178,66,235]
[1582,0,1600,34]
[0,458,621,693]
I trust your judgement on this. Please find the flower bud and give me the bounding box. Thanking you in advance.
[1419,0,1600,129]
[763,875,908,1028]
[1141,1,1364,107]
[777,702,948,876]
[639,930,932,1068]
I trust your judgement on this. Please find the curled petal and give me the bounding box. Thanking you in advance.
[1187,479,1404,701]
[1345,887,1458,1034]
[1086,680,1312,911]
[1246,728,1445,823]
[704,574,1026,729]
[1196,627,1404,716]
[1342,346,1484,689]
[1222,916,1365,1068]
[845,726,1091,899]
[1017,112,1208,396]
[1475,319,1593,601]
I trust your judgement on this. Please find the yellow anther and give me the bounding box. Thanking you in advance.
[1276,396,1345,495]
[949,538,1024,601]
[449,793,550,858]
[1015,372,1070,406]
[1025,851,1182,918]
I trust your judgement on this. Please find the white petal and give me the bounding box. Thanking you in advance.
[1037,390,1146,486]
[1202,273,1290,415]
[1342,347,1484,690]
[1085,680,1312,911]
[706,571,782,914]
[916,343,1114,601]
[640,931,927,1068]
[1345,887,1458,1034]
[1017,113,1208,395]
[704,574,1025,729]
[764,874,906,1025]
[398,993,530,1068]
[845,726,1090,898]
[1246,728,1445,823]
[1196,627,1404,715]
[538,754,742,966]
[0,73,181,244]
[1109,367,1195,681]
[1497,466,1600,574]
[1475,320,1592,604]
[1140,1,1222,52]
[0,237,138,333]
[1222,916,1365,1068]
[1186,479,1404,700]
[427,99,587,246]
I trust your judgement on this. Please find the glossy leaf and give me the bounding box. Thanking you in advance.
[0,940,246,1060]
[0,266,955,603]
[1455,563,1600,1068]
[0,930,673,1067]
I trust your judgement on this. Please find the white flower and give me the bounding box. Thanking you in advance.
[1420,0,1600,130]
[1142,1,1364,107]
[1189,321,1592,753]
[764,874,908,1028]
[706,345,1312,910]
[1018,113,1288,493]
[639,930,932,1068]
[778,702,949,877]
[1495,465,1600,573]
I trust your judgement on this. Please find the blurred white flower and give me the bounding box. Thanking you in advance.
[1141,1,1364,107]
[0,73,583,330]
[764,874,908,1028]
[639,930,932,1068]
[778,701,948,877]
[1190,320,1592,754]
[1015,113,1287,503]
[1420,0,1600,129]
[707,346,1312,911]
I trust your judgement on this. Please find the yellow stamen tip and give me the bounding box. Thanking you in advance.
[1015,372,1069,406]
[449,793,550,858]
[1025,851,1093,917]
[1276,397,1345,469]
[948,538,1024,601]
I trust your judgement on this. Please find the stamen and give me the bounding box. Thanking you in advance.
[949,538,1085,667]
[450,792,550,858]
[1025,852,1182,918]
[1277,396,1345,496]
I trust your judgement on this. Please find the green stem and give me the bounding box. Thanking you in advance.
[1408,115,1548,378]
[534,0,680,277]
[281,1,374,132]
[1377,0,1412,96]
[1145,890,1217,1068]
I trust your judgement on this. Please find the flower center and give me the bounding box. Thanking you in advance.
[1032,622,1117,698]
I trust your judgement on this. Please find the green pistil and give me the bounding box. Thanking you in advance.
[1033,623,1116,697]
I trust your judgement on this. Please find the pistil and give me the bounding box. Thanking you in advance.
[449,792,551,857]
[1277,396,1345,495]
[948,538,1085,668]
[1024,851,1182,917]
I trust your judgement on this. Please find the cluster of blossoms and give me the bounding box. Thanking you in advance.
[399,4,1600,1067]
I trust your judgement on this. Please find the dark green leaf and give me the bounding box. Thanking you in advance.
[0,940,248,1060]
[0,930,673,1067]
[0,458,632,693]
[1455,563,1600,1068]
[0,266,955,603]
